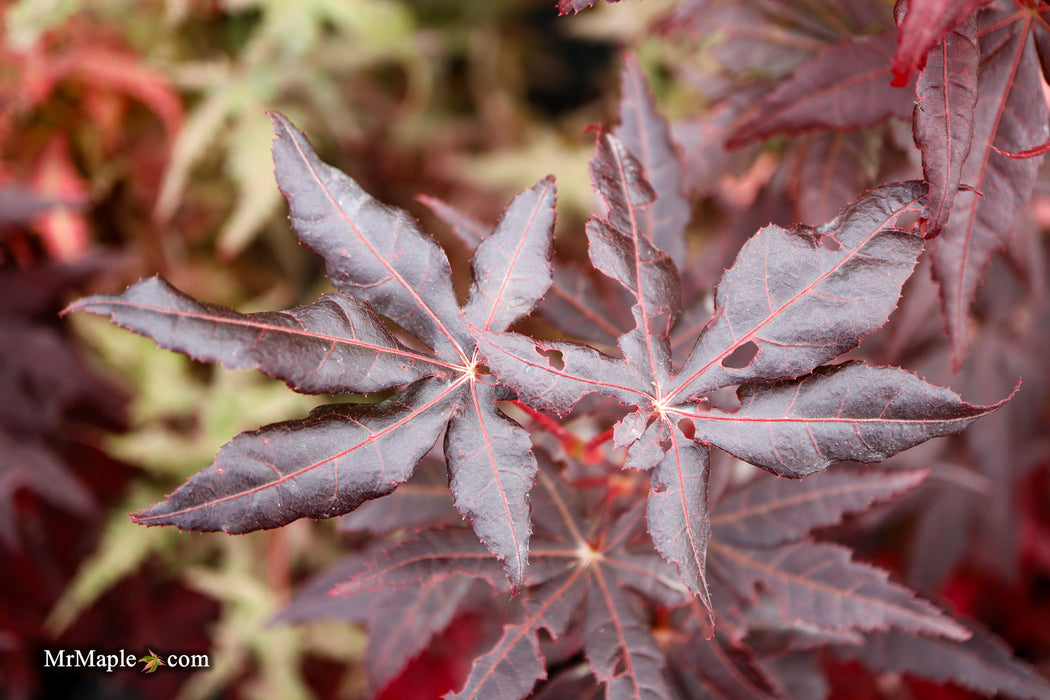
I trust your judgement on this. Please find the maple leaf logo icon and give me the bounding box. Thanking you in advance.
[138,650,164,674]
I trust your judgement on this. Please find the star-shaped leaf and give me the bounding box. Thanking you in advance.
[65,113,558,588]
[473,132,1007,613]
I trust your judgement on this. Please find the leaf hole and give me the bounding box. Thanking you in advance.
[722,341,758,369]
[896,211,921,231]
[677,418,695,440]
[818,234,841,251]
[536,347,565,370]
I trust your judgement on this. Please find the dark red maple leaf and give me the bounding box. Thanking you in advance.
[912,11,980,238]
[726,31,915,148]
[709,469,967,641]
[333,462,690,700]
[835,622,1050,699]
[472,129,1007,614]
[891,0,993,85]
[925,2,1049,366]
[64,112,559,588]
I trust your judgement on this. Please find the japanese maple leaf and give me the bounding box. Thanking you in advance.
[891,0,993,85]
[708,468,968,640]
[706,467,1050,698]
[912,11,980,238]
[726,30,916,147]
[424,53,685,350]
[836,621,1050,699]
[473,131,1007,613]
[926,1,1049,366]
[63,112,558,588]
[333,463,692,700]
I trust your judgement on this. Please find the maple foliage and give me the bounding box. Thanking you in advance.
[67,111,559,588]
[62,0,1050,695]
[660,0,1050,368]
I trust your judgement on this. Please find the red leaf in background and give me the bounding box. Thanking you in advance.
[667,628,785,700]
[836,622,1050,699]
[892,0,993,85]
[55,46,184,145]
[913,12,980,238]
[711,468,928,549]
[0,433,94,549]
[711,538,968,639]
[791,130,879,226]
[337,455,459,535]
[337,465,686,700]
[726,32,914,148]
[929,6,1049,367]
[29,136,89,261]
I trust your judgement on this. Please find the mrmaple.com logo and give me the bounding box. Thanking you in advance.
[43,648,210,673]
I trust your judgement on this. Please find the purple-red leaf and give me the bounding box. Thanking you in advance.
[727,31,914,148]
[64,276,439,395]
[588,133,681,342]
[368,575,476,692]
[130,378,458,532]
[913,12,979,238]
[792,131,878,226]
[271,112,471,361]
[472,331,649,415]
[337,455,458,535]
[0,433,94,548]
[464,178,556,334]
[929,9,1049,366]
[339,466,685,700]
[446,382,539,588]
[711,468,927,548]
[615,54,690,268]
[333,528,510,596]
[540,262,632,346]
[421,194,632,346]
[646,428,713,610]
[838,622,1050,699]
[584,572,673,700]
[668,632,785,700]
[448,618,546,700]
[418,194,490,249]
[450,569,585,700]
[710,540,969,639]
[891,0,990,84]
[673,182,927,399]
[685,361,1007,477]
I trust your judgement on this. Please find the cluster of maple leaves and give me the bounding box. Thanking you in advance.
[66,0,1050,697]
